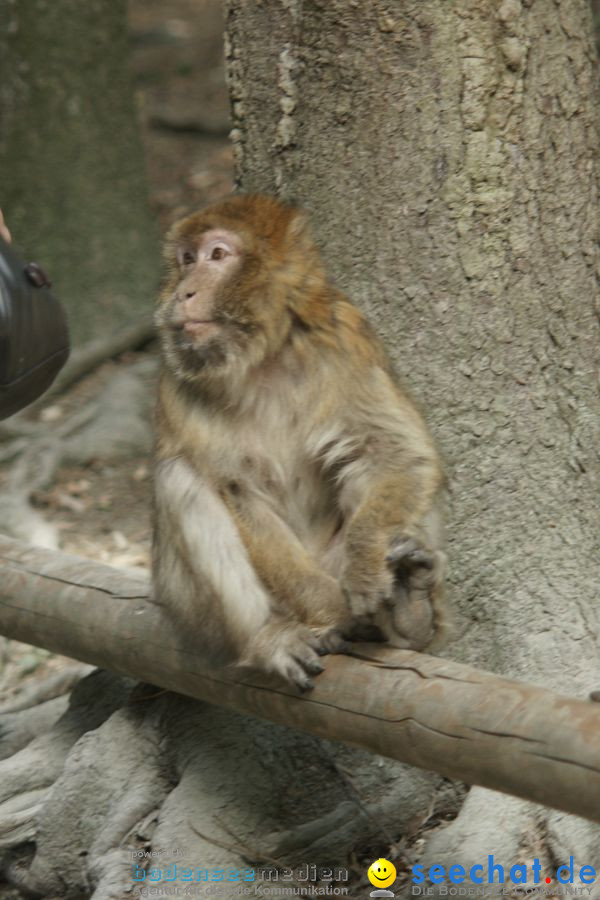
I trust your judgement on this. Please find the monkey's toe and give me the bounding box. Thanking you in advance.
[287,657,321,692]
[291,639,325,676]
[301,657,326,676]
[272,650,318,692]
[272,626,328,691]
[311,627,351,655]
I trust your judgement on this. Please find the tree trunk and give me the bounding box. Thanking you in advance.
[0,0,159,344]
[225,0,600,888]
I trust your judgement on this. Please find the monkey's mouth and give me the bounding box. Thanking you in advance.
[168,321,228,373]
[170,320,223,349]
[180,320,219,337]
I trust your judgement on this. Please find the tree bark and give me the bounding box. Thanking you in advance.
[0,0,160,344]
[1,536,600,825]
[224,0,600,884]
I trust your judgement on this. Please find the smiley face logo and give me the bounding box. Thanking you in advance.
[368,858,397,889]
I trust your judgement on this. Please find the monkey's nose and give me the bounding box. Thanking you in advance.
[179,296,198,318]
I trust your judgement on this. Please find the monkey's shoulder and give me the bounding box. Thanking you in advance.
[325,294,391,372]
[320,294,434,438]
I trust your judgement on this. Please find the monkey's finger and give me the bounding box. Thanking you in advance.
[409,550,434,568]
[384,581,409,610]
[385,537,418,562]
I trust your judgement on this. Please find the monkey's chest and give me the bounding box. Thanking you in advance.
[224,435,337,551]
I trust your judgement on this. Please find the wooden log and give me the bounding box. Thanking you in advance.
[0,535,599,822]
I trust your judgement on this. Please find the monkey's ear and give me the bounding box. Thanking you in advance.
[163,219,187,263]
[286,208,310,237]
[285,208,316,254]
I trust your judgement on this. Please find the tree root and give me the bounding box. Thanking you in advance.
[0,697,70,761]
[0,671,446,899]
[0,665,93,713]
[399,787,600,898]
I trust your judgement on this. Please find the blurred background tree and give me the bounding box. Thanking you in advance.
[0,0,160,344]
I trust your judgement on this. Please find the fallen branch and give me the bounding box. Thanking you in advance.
[0,535,599,823]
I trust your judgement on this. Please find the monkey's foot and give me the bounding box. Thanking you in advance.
[385,536,435,573]
[380,539,448,651]
[243,622,326,692]
[310,626,351,656]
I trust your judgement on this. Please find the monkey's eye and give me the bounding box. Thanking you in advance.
[180,249,196,266]
[210,246,228,261]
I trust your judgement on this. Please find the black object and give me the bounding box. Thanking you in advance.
[0,236,69,419]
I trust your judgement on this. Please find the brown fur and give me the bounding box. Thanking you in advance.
[153,194,447,691]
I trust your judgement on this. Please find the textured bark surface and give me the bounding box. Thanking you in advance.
[225,0,600,886]
[0,0,160,343]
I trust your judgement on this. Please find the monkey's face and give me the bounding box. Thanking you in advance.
[157,226,256,382]
[156,195,328,387]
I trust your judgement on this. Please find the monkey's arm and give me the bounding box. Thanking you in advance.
[332,372,444,626]
[221,489,350,647]
[154,457,273,640]
[341,465,442,602]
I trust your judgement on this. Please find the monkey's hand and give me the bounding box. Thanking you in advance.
[240,618,329,692]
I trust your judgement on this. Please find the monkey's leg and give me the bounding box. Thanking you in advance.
[154,458,326,690]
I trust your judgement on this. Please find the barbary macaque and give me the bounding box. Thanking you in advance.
[153,194,446,690]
